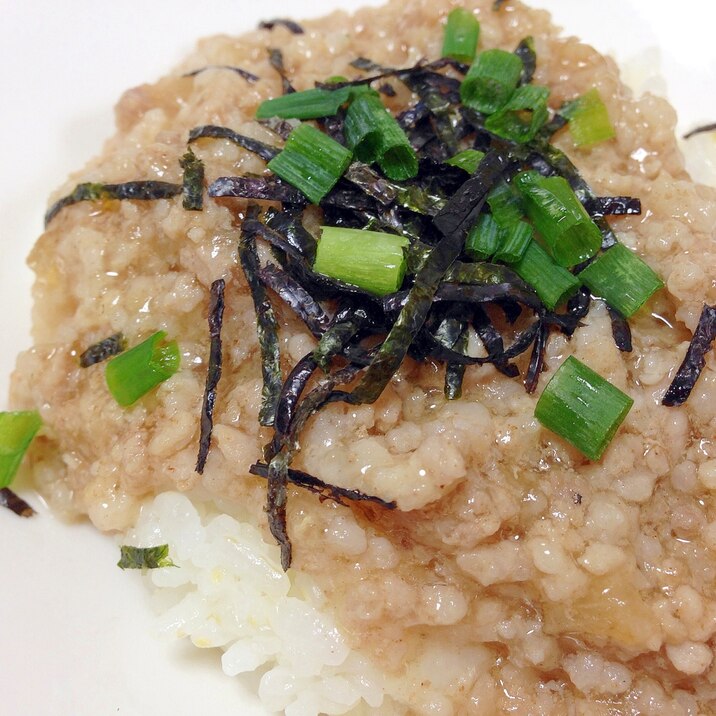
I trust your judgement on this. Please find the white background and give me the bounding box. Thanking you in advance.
[0,1,714,714]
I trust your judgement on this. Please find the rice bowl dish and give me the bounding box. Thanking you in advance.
[2,1,716,713]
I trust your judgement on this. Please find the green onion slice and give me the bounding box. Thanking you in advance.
[484,84,549,143]
[512,240,579,310]
[577,243,663,317]
[441,8,480,64]
[465,213,501,260]
[117,544,177,570]
[0,411,42,488]
[513,170,602,266]
[105,331,180,407]
[486,179,525,227]
[561,88,616,147]
[461,48,523,114]
[256,86,352,119]
[446,148,485,174]
[267,123,353,204]
[535,355,634,461]
[344,91,418,181]
[494,219,533,264]
[313,226,409,296]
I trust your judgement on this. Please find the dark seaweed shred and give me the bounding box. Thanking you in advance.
[183,65,259,83]
[209,175,307,205]
[45,181,182,226]
[196,279,225,475]
[607,305,633,352]
[188,125,280,162]
[662,304,716,407]
[683,122,716,140]
[0,488,35,518]
[514,37,537,86]
[259,116,302,141]
[524,318,548,393]
[586,196,641,216]
[249,462,396,509]
[180,148,205,211]
[259,263,331,337]
[238,208,283,426]
[268,48,295,95]
[258,18,305,34]
[378,82,397,98]
[117,544,176,570]
[79,332,126,367]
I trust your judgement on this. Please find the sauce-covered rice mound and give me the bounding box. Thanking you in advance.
[10,0,716,713]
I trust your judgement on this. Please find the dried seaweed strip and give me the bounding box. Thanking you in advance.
[586,196,641,216]
[259,116,301,140]
[567,286,591,324]
[238,214,282,426]
[344,163,399,205]
[524,319,548,393]
[249,463,396,509]
[662,304,716,406]
[347,155,508,405]
[607,305,633,352]
[183,65,259,82]
[274,354,319,438]
[350,57,393,73]
[0,488,35,517]
[515,37,537,86]
[79,332,126,367]
[683,122,716,139]
[313,304,371,370]
[196,279,225,474]
[209,176,307,205]
[473,306,519,377]
[258,18,304,34]
[378,83,397,97]
[264,209,317,262]
[268,48,295,95]
[259,264,331,337]
[398,101,431,130]
[45,181,182,226]
[188,125,280,162]
[180,149,204,211]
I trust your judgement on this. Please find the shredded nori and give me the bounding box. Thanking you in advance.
[268,48,295,95]
[238,209,283,426]
[196,279,225,475]
[378,82,397,98]
[249,462,397,509]
[0,487,35,517]
[209,175,306,205]
[180,149,205,211]
[524,318,548,393]
[183,65,259,83]
[45,181,182,226]
[607,305,633,352]
[514,37,537,86]
[683,122,716,140]
[258,18,305,34]
[662,304,716,407]
[188,125,280,162]
[79,332,126,367]
[117,544,177,570]
[586,196,641,216]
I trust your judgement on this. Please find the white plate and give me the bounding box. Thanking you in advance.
[0,2,714,714]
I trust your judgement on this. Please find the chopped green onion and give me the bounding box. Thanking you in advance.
[577,243,663,317]
[0,411,42,488]
[535,355,633,460]
[513,170,602,266]
[441,8,480,64]
[486,179,525,227]
[105,331,180,407]
[446,148,485,174]
[267,123,353,204]
[494,219,533,264]
[256,87,351,119]
[484,84,549,143]
[313,226,408,296]
[461,49,523,114]
[512,240,579,310]
[344,91,418,180]
[465,213,501,260]
[561,88,616,147]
